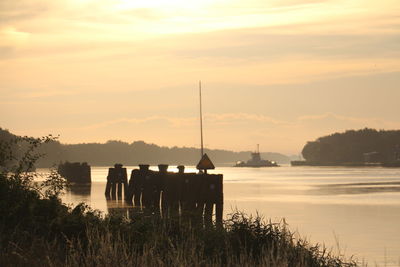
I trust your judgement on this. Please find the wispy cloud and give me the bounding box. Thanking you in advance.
[0,0,50,24]
[81,116,197,130]
[81,113,288,130]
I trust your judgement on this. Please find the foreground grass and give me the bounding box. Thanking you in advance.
[0,136,357,266]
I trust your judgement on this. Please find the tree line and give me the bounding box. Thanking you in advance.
[302,128,400,164]
[0,128,291,167]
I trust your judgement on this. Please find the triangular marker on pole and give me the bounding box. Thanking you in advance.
[196,153,215,170]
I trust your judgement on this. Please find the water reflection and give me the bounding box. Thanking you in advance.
[105,199,146,219]
[67,183,91,196]
[310,181,400,195]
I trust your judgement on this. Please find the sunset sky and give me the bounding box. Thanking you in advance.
[1,0,399,154]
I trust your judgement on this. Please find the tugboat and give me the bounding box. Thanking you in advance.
[234,144,279,167]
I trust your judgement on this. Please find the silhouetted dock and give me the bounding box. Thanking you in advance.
[105,164,223,226]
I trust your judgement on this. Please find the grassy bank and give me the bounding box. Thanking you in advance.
[0,137,356,266]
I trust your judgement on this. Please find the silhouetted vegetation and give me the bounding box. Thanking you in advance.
[0,128,291,167]
[302,128,400,165]
[0,136,356,266]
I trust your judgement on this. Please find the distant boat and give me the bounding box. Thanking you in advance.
[234,145,279,167]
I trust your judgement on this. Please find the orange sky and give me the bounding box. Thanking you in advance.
[1,0,400,154]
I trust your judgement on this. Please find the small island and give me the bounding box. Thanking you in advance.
[292,128,400,167]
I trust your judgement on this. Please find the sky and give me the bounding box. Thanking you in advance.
[1,0,400,154]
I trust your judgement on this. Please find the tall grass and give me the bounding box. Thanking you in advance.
[61,211,356,267]
[0,206,357,266]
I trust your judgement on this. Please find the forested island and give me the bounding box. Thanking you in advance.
[294,128,400,166]
[0,128,291,168]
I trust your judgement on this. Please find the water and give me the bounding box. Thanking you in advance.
[38,165,400,266]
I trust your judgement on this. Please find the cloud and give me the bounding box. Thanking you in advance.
[81,116,197,130]
[205,113,286,125]
[297,113,400,130]
[0,27,30,46]
[121,8,165,20]
[0,0,50,24]
[81,113,288,130]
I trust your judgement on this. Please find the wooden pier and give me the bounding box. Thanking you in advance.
[105,164,224,225]
[105,164,128,200]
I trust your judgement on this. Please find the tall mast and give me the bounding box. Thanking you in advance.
[199,81,204,157]
[257,144,259,154]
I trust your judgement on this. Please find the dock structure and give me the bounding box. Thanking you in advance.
[57,162,91,183]
[112,164,223,225]
[105,163,128,200]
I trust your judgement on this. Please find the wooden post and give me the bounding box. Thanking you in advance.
[216,198,223,227]
[203,173,213,227]
[133,170,142,206]
[142,170,154,209]
[161,191,168,218]
[215,174,223,226]
[156,164,168,215]
[105,168,113,199]
[125,170,135,203]
[204,202,213,227]
[117,182,122,200]
[161,167,183,219]
[105,180,112,199]
[111,180,117,200]
[170,173,181,218]
[123,175,128,201]
[134,165,150,207]
[193,174,204,224]
[180,173,195,220]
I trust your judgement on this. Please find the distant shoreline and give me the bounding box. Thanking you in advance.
[291,160,400,167]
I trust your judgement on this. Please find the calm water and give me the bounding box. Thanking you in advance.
[38,165,400,266]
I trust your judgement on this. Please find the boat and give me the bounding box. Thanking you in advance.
[234,145,279,167]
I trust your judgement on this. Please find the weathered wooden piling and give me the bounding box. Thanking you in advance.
[126,164,150,204]
[105,164,128,200]
[126,169,137,203]
[206,174,223,226]
[153,164,167,212]
[57,162,91,183]
[162,165,184,218]
[105,176,112,198]
[111,172,117,199]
